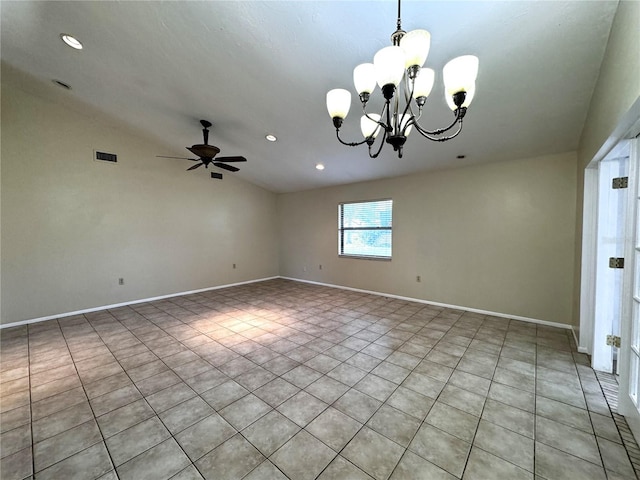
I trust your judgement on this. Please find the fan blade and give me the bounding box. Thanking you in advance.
[214,162,239,172]
[211,172,223,180]
[156,155,199,161]
[215,156,247,163]
[187,162,204,171]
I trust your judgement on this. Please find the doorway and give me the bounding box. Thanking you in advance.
[579,99,640,442]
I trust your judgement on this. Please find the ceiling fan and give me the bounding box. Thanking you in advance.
[157,120,247,179]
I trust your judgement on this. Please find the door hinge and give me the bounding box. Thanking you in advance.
[609,257,625,268]
[606,335,621,348]
[612,177,629,189]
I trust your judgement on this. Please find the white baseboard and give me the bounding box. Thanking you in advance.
[0,276,279,330]
[1,275,574,332]
[571,327,589,353]
[280,276,573,329]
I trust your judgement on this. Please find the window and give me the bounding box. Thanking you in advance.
[338,199,392,259]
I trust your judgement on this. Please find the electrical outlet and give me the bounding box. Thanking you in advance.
[416,275,421,282]
[319,264,322,270]
[233,263,236,269]
[118,278,124,285]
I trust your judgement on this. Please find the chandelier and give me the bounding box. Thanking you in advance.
[326,0,479,158]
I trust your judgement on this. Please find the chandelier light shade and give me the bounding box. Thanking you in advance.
[373,46,406,89]
[353,63,376,96]
[443,55,479,97]
[412,68,435,100]
[326,88,352,120]
[361,114,382,139]
[400,29,431,69]
[326,0,479,158]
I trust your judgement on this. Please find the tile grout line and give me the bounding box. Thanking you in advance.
[95,306,214,479]
[579,355,611,478]
[27,324,36,480]
[103,290,342,479]
[60,309,199,479]
[3,279,613,480]
[452,333,498,479]
[532,331,538,479]
[309,310,436,480]
[234,292,399,479]
[57,318,120,479]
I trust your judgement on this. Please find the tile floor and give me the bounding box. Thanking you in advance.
[0,278,638,479]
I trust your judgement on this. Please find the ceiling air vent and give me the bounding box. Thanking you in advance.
[94,150,117,163]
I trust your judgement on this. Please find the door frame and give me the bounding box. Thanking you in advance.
[579,96,640,443]
[580,97,640,358]
[579,166,598,355]
[620,136,640,439]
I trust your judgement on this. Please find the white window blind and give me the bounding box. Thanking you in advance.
[338,199,392,259]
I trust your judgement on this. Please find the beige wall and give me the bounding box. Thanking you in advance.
[578,0,640,171]
[573,0,640,328]
[1,76,279,324]
[7,1,636,328]
[278,152,577,325]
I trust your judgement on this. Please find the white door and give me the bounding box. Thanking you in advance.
[620,137,640,439]
[592,152,629,372]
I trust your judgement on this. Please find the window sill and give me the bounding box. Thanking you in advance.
[338,255,392,261]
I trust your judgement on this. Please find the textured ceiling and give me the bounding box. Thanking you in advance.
[1,1,618,193]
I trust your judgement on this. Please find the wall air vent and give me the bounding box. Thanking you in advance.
[94,150,117,163]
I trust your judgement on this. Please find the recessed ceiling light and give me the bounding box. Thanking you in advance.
[52,79,72,90]
[60,34,83,50]
[316,163,325,171]
[265,134,277,142]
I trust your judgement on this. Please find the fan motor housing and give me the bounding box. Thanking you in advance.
[188,144,220,158]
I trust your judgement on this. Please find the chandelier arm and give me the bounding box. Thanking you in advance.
[412,104,424,124]
[362,105,390,130]
[403,73,413,107]
[368,129,389,158]
[412,108,464,136]
[397,73,418,137]
[335,129,370,147]
[414,119,464,142]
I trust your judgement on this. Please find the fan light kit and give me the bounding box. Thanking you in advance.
[326,0,479,158]
[157,120,247,180]
[60,34,83,50]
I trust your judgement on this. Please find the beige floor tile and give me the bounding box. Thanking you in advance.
[307,407,362,451]
[242,410,300,456]
[390,450,456,480]
[425,402,479,443]
[270,430,335,480]
[3,280,640,480]
[175,413,236,461]
[342,427,404,480]
[118,438,191,480]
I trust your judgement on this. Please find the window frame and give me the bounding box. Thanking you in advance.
[338,198,393,260]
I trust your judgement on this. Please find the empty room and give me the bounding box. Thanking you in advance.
[1,1,639,479]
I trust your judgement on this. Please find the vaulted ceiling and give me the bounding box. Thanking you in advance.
[1,1,619,192]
